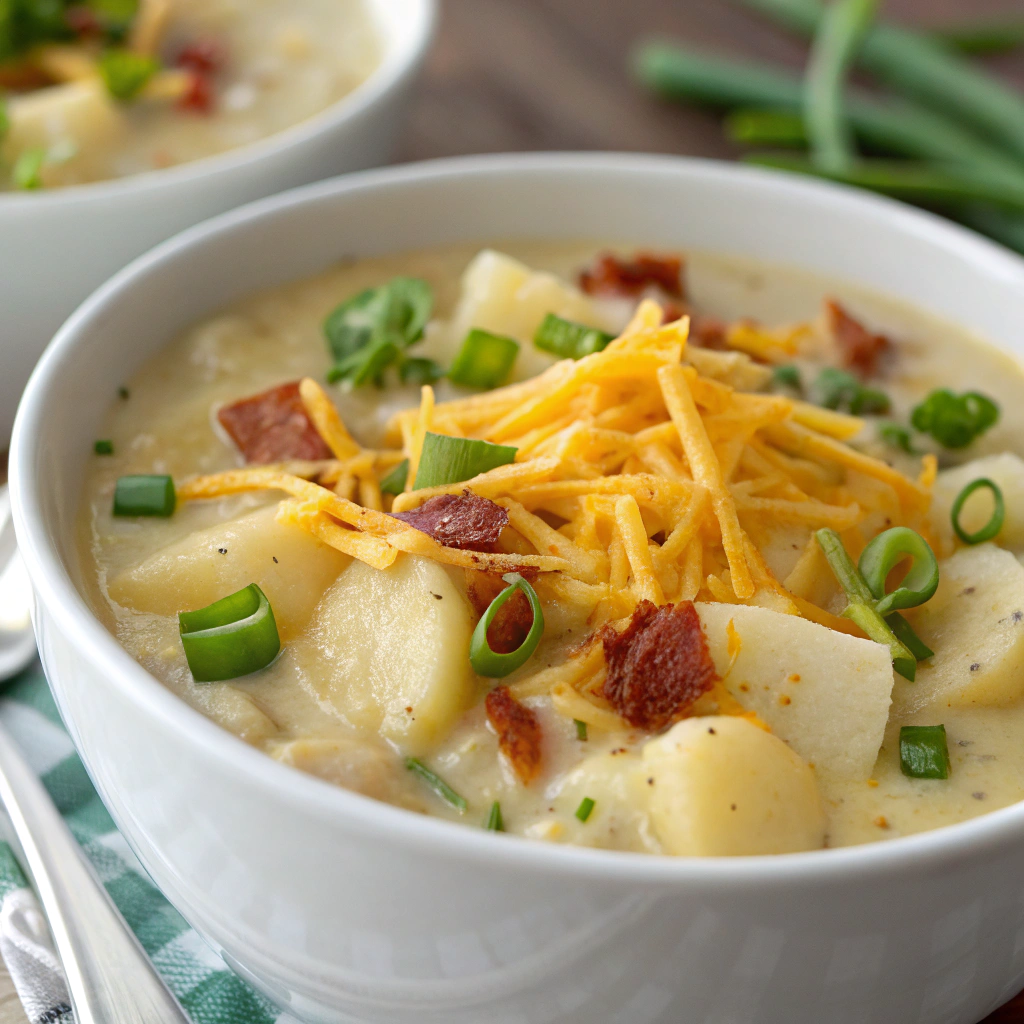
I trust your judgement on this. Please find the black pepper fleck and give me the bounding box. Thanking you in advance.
[707,727,716,735]
[218,548,227,555]
[730,804,737,811]
[972,792,986,801]
[1014,610,1023,623]
[272,556,278,564]
[970,663,980,672]
[430,592,443,600]
[647,777,654,786]
[962,586,976,596]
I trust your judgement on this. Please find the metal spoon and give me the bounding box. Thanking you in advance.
[0,487,35,683]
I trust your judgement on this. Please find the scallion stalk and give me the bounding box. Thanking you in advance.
[575,797,596,823]
[405,758,467,813]
[485,801,504,831]
[448,328,520,390]
[858,527,939,615]
[534,314,614,360]
[113,475,176,517]
[899,725,950,779]
[379,459,409,496]
[951,478,1005,545]
[413,433,518,490]
[574,719,588,741]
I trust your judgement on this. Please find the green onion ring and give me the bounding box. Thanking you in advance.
[470,573,545,678]
[179,584,281,682]
[951,477,1005,545]
[858,526,939,615]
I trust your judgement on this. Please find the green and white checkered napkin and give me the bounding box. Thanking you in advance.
[0,667,296,1024]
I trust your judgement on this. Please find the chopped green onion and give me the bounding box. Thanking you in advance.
[850,387,889,416]
[99,49,159,101]
[379,459,409,496]
[485,801,504,831]
[414,433,517,490]
[859,526,939,615]
[878,422,916,454]
[575,797,595,823]
[534,314,614,360]
[448,328,520,390]
[112,475,175,517]
[814,368,889,415]
[725,108,808,148]
[0,97,9,143]
[886,612,934,662]
[772,364,803,392]
[398,357,444,386]
[470,573,544,678]
[324,278,433,388]
[899,725,950,779]
[93,440,114,456]
[804,0,879,173]
[951,478,1005,545]
[910,389,999,449]
[178,584,281,683]
[575,719,588,741]
[932,19,1024,56]
[815,528,917,680]
[405,758,467,812]
[12,148,45,191]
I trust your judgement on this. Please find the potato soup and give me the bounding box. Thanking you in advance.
[76,242,1024,857]
[0,0,379,190]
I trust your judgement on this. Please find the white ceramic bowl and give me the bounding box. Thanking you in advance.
[12,154,1024,1024]
[0,0,435,446]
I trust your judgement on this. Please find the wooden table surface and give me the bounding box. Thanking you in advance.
[4,2,1024,1022]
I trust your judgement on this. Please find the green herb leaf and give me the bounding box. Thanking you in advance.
[414,433,517,490]
[324,277,433,388]
[379,459,409,496]
[12,148,45,190]
[534,313,614,360]
[399,357,444,386]
[485,801,504,831]
[448,328,520,390]
[179,584,281,683]
[99,48,159,101]
[910,388,999,448]
[575,797,595,822]
[899,725,950,779]
[405,758,467,812]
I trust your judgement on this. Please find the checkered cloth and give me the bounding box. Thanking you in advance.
[0,668,296,1024]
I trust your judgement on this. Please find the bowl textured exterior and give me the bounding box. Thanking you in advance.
[0,0,434,445]
[12,155,1024,1024]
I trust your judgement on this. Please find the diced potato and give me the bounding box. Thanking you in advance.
[109,505,350,639]
[419,250,619,382]
[296,555,477,755]
[642,716,825,856]
[901,544,1024,709]
[267,736,402,802]
[540,752,660,854]
[201,686,279,746]
[696,603,894,779]
[3,81,127,187]
[930,454,1024,554]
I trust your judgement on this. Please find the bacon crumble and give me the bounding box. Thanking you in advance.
[578,252,686,300]
[827,300,890,377]
[217,381,331,464]
[485,686,543,784]
[601,600,719,732]
[391,492,509,553]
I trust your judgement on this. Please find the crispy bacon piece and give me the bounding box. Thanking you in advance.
[578,252,686,300]
[689,315,729,350]
[217,381,331,464]
[601,600,718,732]
[178,70,215,113]
[827,299,890,377]
[176,38,227,74]
[391,493,509,553]
[485,686,543,784]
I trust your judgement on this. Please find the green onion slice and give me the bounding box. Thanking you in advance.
[99,49,160,101]
[886,612,934,662]
[534,314,614,360]
[470,573,544,678]
[448,328,520,390]
[772,364,803,392]
[405,758,467,812]
[858,526,939,615]
[575,797,595,823]
[951,478,1005,545]
[485,801,504,831]
[414,433,518,490]
[112,475,176,517]
[575,719,588,741]
[94,440,114,456]
[910,389,999,449]
[379,459,409,496]
[899,725,950,780]
[178,584,281,683]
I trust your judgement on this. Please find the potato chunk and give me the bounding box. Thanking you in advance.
[109,506,349,638]
[696,603,894,779]
[421,250,618,382]
[902,544,1024,709]
[297,556,477,755]
[930,453,1024,554]
[268,736,401,803]
[643,716,825,856]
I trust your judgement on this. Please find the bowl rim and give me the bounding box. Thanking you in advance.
[14,150,1024,886]
[0,0,436,209]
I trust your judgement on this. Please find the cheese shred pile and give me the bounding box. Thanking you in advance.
[177,300,935,729]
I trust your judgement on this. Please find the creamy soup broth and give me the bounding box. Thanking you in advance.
[76,242,1024,855]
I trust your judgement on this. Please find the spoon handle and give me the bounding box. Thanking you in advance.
[0,719,191,1023]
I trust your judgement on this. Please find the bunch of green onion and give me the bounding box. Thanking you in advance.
[633,0,1024,254]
